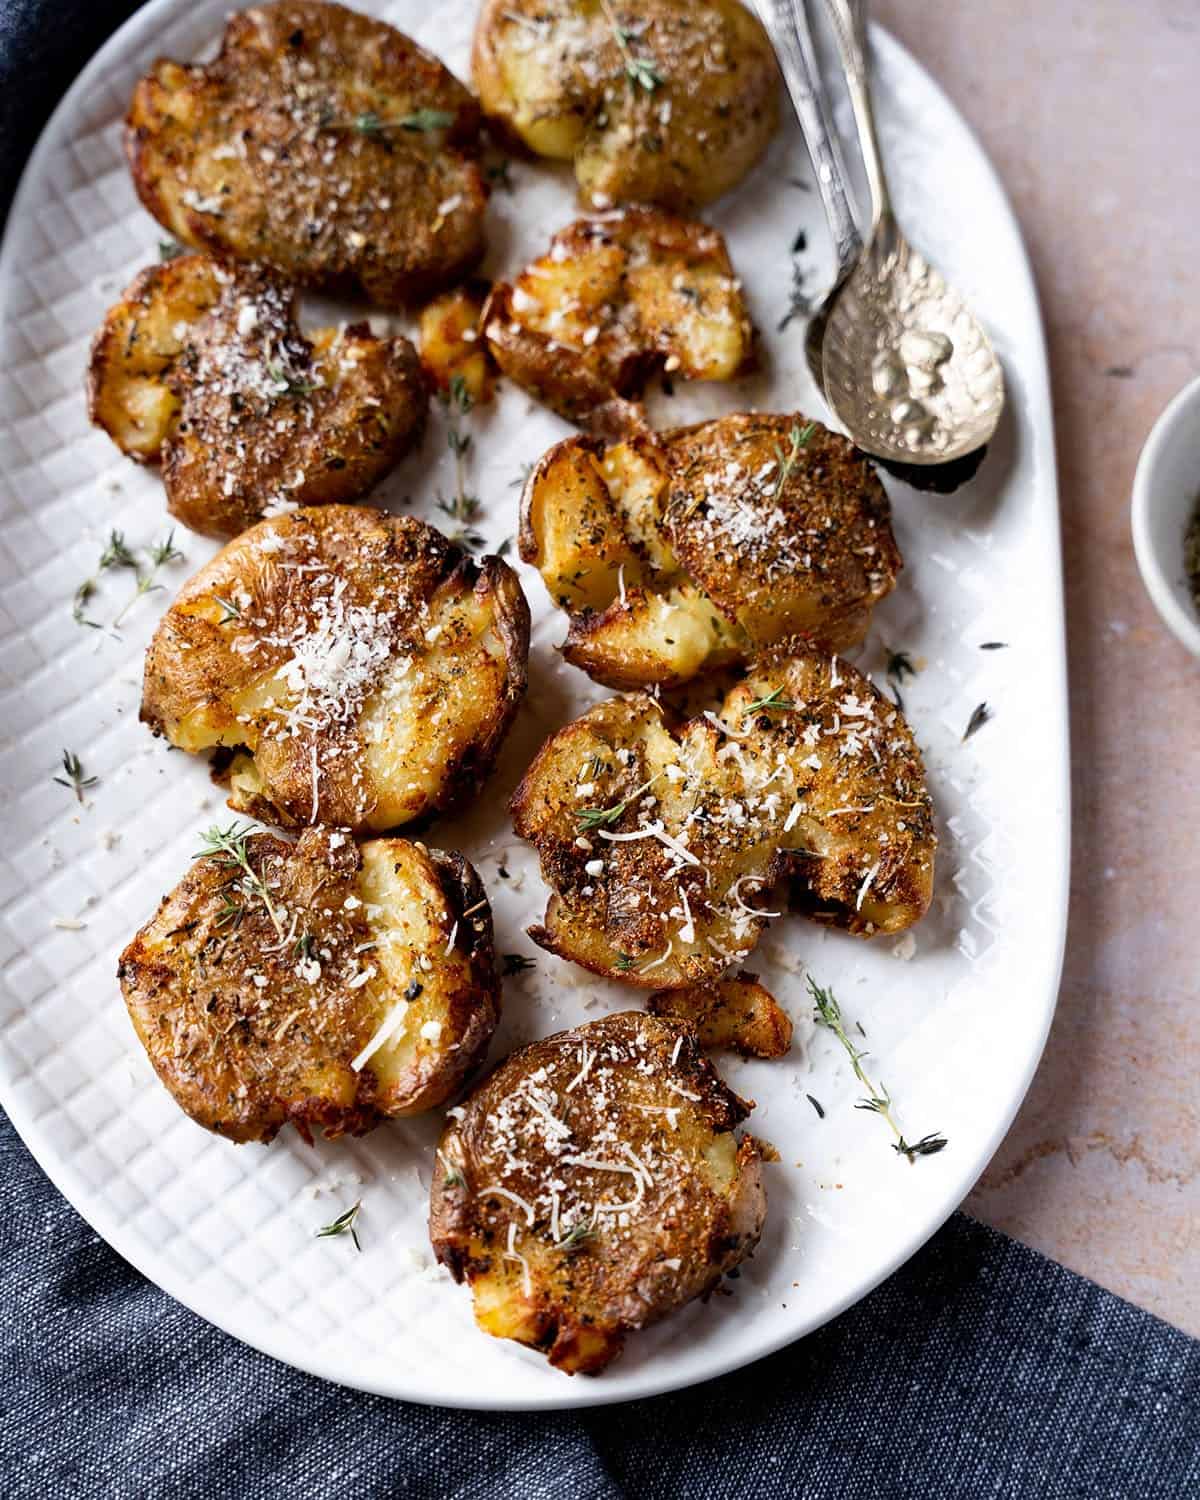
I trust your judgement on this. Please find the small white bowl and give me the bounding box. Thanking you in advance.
[1132,374,1200,657]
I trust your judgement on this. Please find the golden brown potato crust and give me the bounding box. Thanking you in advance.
[520,414,901,689]
[118,826,500,1143]
[648,973,792,1059]
[142,506,530,833]
[511,645,936,988]
[483,208,754,424]
[473,0,779,212]
[429,1011,765,1374]
[417,279,495,405]
[127,1,487,306]
[88,254,429,539]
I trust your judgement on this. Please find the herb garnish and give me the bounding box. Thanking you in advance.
[808,977,947,1165]
[600,0,663,91]
[885,648,915,710]
[577,772,662,831]
[501,953,536,976]
[437,373,484,549]
[211,593,243,624]
[267,363,316,398]
[778,259,813,332]
[614,953,635,972]
[742,686,796,719]
[557,1222,596,1255]
[353,108,454,135]
[54,749,97,803]
[195,822,284,938]
[158,239,184,261]
[509,461,534,490]
[806,1093,825,1119]
[962,702,992,742]
[772,422,815,499]
[315,1200,362,1251]
[978,641,1008,651]
[112,530,185,627]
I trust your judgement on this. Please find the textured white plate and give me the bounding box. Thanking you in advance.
[0,0,1068,1410]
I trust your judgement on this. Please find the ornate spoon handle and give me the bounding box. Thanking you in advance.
[753,0,862,285]
[821,0,894,238]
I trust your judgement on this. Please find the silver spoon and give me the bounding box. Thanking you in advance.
[816,0,1005,465]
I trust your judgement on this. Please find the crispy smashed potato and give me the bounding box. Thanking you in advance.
[483,208,753,423]
[88,255,429,539]
[119,826,500,1143]
[430,1010,765,1374]
[127,1,487,306]
[142,506,530,833]
[648,974,792,1059]
[520,414,900,688]
[511,646,935,988]
[418,280,494,405]
[473,0,778,212]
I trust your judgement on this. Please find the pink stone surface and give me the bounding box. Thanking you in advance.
[872,0,1200,1334]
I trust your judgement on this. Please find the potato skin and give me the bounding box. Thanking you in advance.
[127,1,487,306]
[483,207,754,424]
[141,506,530,833]
[648,974,792,1059]
[118,827,500,1143]
[89,254,430,539]
[472,0,779,211]
[521,415,901,689]
[429,1011,766,1374]
[511,646,936,988]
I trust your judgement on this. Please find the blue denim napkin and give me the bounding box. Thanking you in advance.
[3,1110,1198,1498]
[2,3,1198,1495]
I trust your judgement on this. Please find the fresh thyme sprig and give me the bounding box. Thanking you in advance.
[267,363,316,398]
[437,373,484,550]
[772,422,815,499]
[509,461,534,490]
[778,259,813,332]
[54,750,97,803]
[195,822,284,938]
[112,530,185,627]
[501,954,536,976]
[742,686,796,719]
[315,1201,362,1251]
[211,593,243,624]
[576,771,662,831]
[557,1222,596,1255]
[350,108,455,136]
[599,0,663,91]
[962,702,992,742]
[808,976,947,1165]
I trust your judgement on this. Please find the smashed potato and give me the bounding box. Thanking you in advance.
[142,506,530,833]
[520,414,901,688]
[88,255,429,539]
[430,1011,765,1374]
[483,208,753,423]
[473,0,779,211]
[127,1,487,306]
[119,825,500,1143]
[418,280,494,405]
[511,646,935,988]
[648,974,792,1059]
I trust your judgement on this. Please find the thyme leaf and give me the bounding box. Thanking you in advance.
[600,0,663,91]
[962,702,992,742]
[195,822,284,938]
[772,423,815,499]
[808,976,947,1166]
[315,1200,362,1251]
[501,953,536,976]
[54,749,97,803]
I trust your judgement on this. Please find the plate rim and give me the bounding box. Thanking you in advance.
[0,1,1071,1411]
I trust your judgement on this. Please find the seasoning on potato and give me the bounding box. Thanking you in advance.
[473,0,779,212]
[141,506,530,833]
[119,825,500,1143]
[520,414,901,689]
[430,1010,766,1374]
